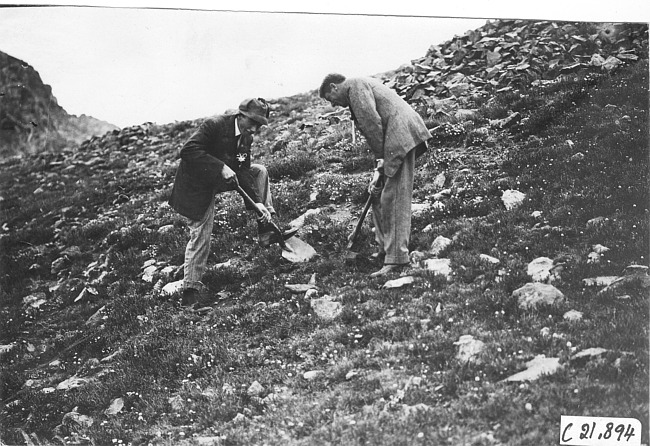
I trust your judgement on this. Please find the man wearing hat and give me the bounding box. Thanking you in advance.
[169,98,296,305]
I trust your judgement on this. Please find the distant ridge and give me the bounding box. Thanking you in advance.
[0,50,119,158]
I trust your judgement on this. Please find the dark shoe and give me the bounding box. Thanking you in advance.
[258,222,299,248]
[181,288,201,306]
[369,263,409,278]
[370,252,386,263]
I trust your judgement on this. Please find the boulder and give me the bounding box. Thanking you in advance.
[513,283,565,310]
[423,258,452,279]
[501,190,526,210]
[310,295,343,321]
[527,257,554,282]
[430,236,452,257]
[454,335,485,363]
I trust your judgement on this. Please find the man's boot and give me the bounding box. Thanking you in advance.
[258,220,299,248]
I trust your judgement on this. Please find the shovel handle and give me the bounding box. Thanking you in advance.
[235,184,261,216]
[347,193,373,250]
[235,184,289,250]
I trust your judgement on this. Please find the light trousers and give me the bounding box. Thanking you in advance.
[183,164,274,290]
[371,148,416,265]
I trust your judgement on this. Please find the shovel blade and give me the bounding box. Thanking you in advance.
[281,236,317,262]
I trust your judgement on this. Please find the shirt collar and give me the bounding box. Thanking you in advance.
[234,115,241,137]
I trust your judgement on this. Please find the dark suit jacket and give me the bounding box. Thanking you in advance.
[169,113,260,221]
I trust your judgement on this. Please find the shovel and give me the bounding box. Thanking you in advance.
[346,193,373,252]
[345,176,382,261]
[235,184,316,262]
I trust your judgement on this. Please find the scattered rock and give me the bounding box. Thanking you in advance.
[231,413,247,424]
[85,305,106,327]
[598,274,650,297]
[501,190,526,210]
[157,224,175,234]
[513,283,565,310]
[502,355,561,382]
[57,375,95,391]
[586,216,608,228]
[161,279,184,295]
[409,250,427,265]
[527,257,554,282]
[490,111,521,129]
[624,264,649,276]
[592,244,610,254]
[303,370,324,381]
[583,276,620,287]
[0,343,16,357]
[101,348,124,363]
[142,265,157,282]
[345,370,359,380]
[454,335,485,363]
[480,254,500,264]
[310,295,343,321]
[61,246,82,258]
[430,236,452,257]
[382,276,415,289]
[411,203,431,216]
[570,347,608,365]
[563,310,583,321]
[104,398,124,415]
[433,188,452,201]
[247,381,264,396]
[423,258,452,279]
[587,244,610,264]
[74,286,98,303]
[23,292,47,309]
[304,288,318,299]
[289,208,321,229]
[285,273,318,293]
[433,172,446,189]
[56,410,94,433]
[51,257,68,274]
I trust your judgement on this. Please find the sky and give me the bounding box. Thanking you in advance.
[1,1,649,128]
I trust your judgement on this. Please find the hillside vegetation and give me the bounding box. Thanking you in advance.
[0,19,648,446]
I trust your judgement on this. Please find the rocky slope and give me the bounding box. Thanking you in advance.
[0,50,119,158]
[0,19,648,446]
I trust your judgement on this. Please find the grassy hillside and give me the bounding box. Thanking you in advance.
[1,26,648,446]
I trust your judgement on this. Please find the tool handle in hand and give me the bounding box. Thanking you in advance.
[347,194,373,249]
[235,185,262,217]
[235,184,289,250]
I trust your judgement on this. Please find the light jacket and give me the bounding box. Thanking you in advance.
[344,77,432,177]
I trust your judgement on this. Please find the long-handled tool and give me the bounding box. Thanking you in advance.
[235,183,317,262]
[347,193,373,251]
[346,175,383,262]
[235,184,290,250]
[345,193,374,263]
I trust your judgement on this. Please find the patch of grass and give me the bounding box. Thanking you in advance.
[267,152,324,180]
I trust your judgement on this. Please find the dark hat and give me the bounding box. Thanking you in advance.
[238,98,269,126]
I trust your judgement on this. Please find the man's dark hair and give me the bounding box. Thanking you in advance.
[319,73,346,98]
